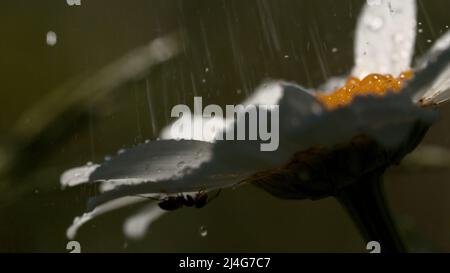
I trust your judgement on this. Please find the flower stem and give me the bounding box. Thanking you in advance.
[336,174,406,253]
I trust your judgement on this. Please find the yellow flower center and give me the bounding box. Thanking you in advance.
[316,71,414,110]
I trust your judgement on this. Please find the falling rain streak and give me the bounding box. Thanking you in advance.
[418,0,437,38]
[133,84,143,143]
[309,18,330,82]
[256,0,281,57]
[145,79,158,137]
[225,6,250,96]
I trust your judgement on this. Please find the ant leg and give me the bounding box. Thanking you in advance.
[207,189,222,203]
[184,194,195,207]
[196,189,223,208]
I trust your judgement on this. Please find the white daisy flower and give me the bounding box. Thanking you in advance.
[61,0,450,249]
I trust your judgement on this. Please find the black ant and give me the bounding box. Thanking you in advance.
[136,190,221,211]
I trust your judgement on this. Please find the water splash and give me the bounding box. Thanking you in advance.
[46,31,57,46]
[199,225,208,237]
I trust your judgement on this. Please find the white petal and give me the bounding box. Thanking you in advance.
[60,164,99,188]
[352,0,416,78]
[92,140,214,190]
[66,196,146,239]
[285,92,436,150]
[241,81,284,106]
[123,203,167,240]
[416,30,450,105]
[159,81,284,142]
[404,45,450,103]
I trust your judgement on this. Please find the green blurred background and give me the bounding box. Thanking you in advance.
[1,0,450,252]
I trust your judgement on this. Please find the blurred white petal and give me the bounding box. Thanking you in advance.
[401,144,450,170]
[416,31,450,105]
[66,196,146,239]
[352,0,416,78]
[123,203,167,240]
[403,45,450,103]
[60,164,99,188]
[418,31,450,67]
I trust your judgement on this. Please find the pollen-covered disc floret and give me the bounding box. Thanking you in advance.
[317,71,414,109]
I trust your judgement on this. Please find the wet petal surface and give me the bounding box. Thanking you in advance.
[352,0,416,78]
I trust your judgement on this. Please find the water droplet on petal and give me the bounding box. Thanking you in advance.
[46,31,57,46]
[365,15,384,31]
